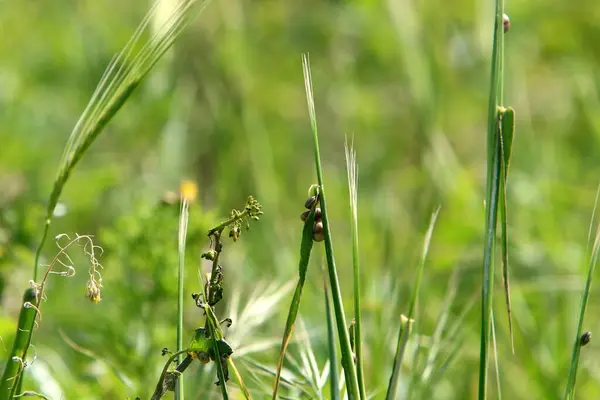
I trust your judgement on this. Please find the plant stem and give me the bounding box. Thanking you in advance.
[479,0,505,398]
[302,53,360,399]
[207,210,249,237]
[176,198,190,400]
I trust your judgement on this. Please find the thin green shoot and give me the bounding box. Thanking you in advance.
[344,137,366,400]
[176,197,190,399]
[301,52,360,400]
[324,268,340,400]
[563,183,600,399]
[491,311,502,400]
[272,190,318,399]
[498,107,515,354]
[228,358,253,400]
[479,0,506,398]
[386,206,440,400]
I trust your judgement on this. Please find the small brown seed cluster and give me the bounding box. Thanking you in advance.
[301,194,324,242]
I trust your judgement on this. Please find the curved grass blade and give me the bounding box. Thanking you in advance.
[498,107,515,354]
[386,206,440,400]
[272,199,318,399]
[2,1,210,396]
[301,53,360,400]
[344,138,366,400]
[479,1,506,397]
[0,288,37,399]
[564,184,600,399]
[228,359,253,400]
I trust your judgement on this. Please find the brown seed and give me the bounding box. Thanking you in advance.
[503,13,510,33]
[304,195,318,209]
[313,231,324,242]
[313,221,323,234]
[314,207,322,219]
[313,221,324,241]
[300,209,310,222]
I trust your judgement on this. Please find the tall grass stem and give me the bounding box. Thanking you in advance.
[301,53,360,400]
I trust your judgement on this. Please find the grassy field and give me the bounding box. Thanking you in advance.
[2,0,600,399]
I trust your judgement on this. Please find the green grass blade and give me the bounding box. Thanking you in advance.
[344,138,366,400]
[491,311,502,400]
[479,0,505,398]
[301,53,360,399]
[386,206,440,400]
[228,359,253,400]
[324,271,340,400]
[498,107,515,354]
[35,0,207,282]
[0,288,37,398]
[500,108,515,173]
[272,202,317,399]
[176,198,190,400]
[564,185,600,399]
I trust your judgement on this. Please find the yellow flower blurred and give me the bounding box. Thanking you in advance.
[180,180,198,202]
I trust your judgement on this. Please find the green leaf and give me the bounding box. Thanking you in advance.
[272,200,317,399]
[498,106,516,353]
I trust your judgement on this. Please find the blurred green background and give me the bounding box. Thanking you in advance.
[2,0,600,399]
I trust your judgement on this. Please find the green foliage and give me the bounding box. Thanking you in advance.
[2,0,600,399]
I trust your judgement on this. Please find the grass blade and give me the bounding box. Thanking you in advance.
[385,206,440,400]
[228,358,253,399]
[324,270,340,400]
[563,184,600,399]
[301,53,360,400]
[491,311,502,400]
[176,197,190,399]
[479,1,506,398]
[498,106,515,353]
[272,194,318,399]
[344,138,366,400]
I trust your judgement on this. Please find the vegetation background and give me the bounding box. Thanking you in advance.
[1,0,600,398]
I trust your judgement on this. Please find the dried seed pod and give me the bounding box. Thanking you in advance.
[301,209,310,222]
[581,331,592,346]
[313,221,324,242]
[305,195,318,209]
[503,13,510,33]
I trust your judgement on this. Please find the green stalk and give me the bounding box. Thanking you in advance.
[324,271,340,400]
[479,0,505,398]
[563,185,600,399]
[228,359,252,400]
[0,288,37,399]
[344,139,365,400]
[301,53,360,400]
[176,198,190,399]
[386,207,440,400]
